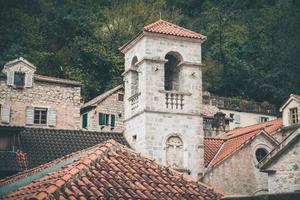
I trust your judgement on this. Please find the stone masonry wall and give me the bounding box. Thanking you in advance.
[0,79,81,129]
[124,34,204,179]
[267,138,300,193]
[203,134,276,195]
[85,90,124,133]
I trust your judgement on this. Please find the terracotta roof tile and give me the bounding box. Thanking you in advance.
[202,105,220,117]
[81,85,123,109]
[205,119,282,168]
[204,138,224,167]
[0,126,129,180]
[34,74,82,86]
[217,118,282,139]
[0,140,222,199]
[144,19,207,40]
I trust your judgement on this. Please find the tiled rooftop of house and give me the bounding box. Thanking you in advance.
[143,19,207,40]
[204,119,283,168]
[34,74,82,86]
[0,126,128,175]
[0,140,223,200]
[81,84,123,109]
[204,138,224,167]
[202,104,220,118]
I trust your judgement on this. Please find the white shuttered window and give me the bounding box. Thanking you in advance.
[1,105,10,124]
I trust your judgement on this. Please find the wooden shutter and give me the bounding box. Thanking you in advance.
[48,108,56,127]
[25,71,33,87]
[111,114,115,128]
[99,113,105,125]
[1,104,10,124]
[26,106,34,125]
[7,71,14,85]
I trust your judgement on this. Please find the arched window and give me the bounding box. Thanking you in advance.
[255,148,268,162]
[166,136,183,168]
[131,56,139,95]
[164,52,181,91]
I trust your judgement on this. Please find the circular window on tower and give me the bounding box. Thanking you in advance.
[255,148,268,162]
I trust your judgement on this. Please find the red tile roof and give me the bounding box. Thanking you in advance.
[34,74,82,86]
[217,118,282,139]
[144,19,207,40]
[119,20,207,52]
[204,138,224,167]
[205,119,282,168]
[202,105,220,117]
[1,140,222,200]
[81,85,123,109]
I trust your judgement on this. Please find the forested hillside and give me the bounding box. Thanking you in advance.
[1,0,299,107]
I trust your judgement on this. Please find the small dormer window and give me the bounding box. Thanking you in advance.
[289,108,298,125]
[14,72,25,88]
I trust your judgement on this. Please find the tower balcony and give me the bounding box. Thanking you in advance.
[159,90,192,110]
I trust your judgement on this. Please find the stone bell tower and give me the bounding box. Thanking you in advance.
[119,20,207,178]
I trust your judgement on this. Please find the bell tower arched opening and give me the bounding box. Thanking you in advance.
[164,52,182,91]
[131,56,139,96]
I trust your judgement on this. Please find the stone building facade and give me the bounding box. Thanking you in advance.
[120,20,207,178]
[203,131,278,195]
[280,94,300,127]
[259,127,300,194]
[0,57,82,129]
[80,85,124,132]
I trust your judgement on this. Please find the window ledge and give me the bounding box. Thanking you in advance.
[158,90,192,96]
[12,85,25,89]
[128,92,141,101]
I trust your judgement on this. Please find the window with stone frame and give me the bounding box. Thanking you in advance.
[255,148,268,162]
[164,52,181,91]
[166,136,183,169]
[14,72,25,88]
[34,108,47,125]
[289,107,299,125]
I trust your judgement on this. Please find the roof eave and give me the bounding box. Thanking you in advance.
[119,31,144,54]
[279,95,300,112]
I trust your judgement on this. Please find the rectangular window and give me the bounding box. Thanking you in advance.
[259,117,269,123]
[118,93,124,101]
[105,114,109,125]
[0,135,13,151]
[99,113,105,125]
[99,113,115,127]
[34,108,47,125]
[290,108,299,125]
[111,114,115,128]
[82,113,88,128]
[14,72,25,87]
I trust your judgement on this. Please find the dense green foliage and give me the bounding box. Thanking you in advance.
[1,0,299,106]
